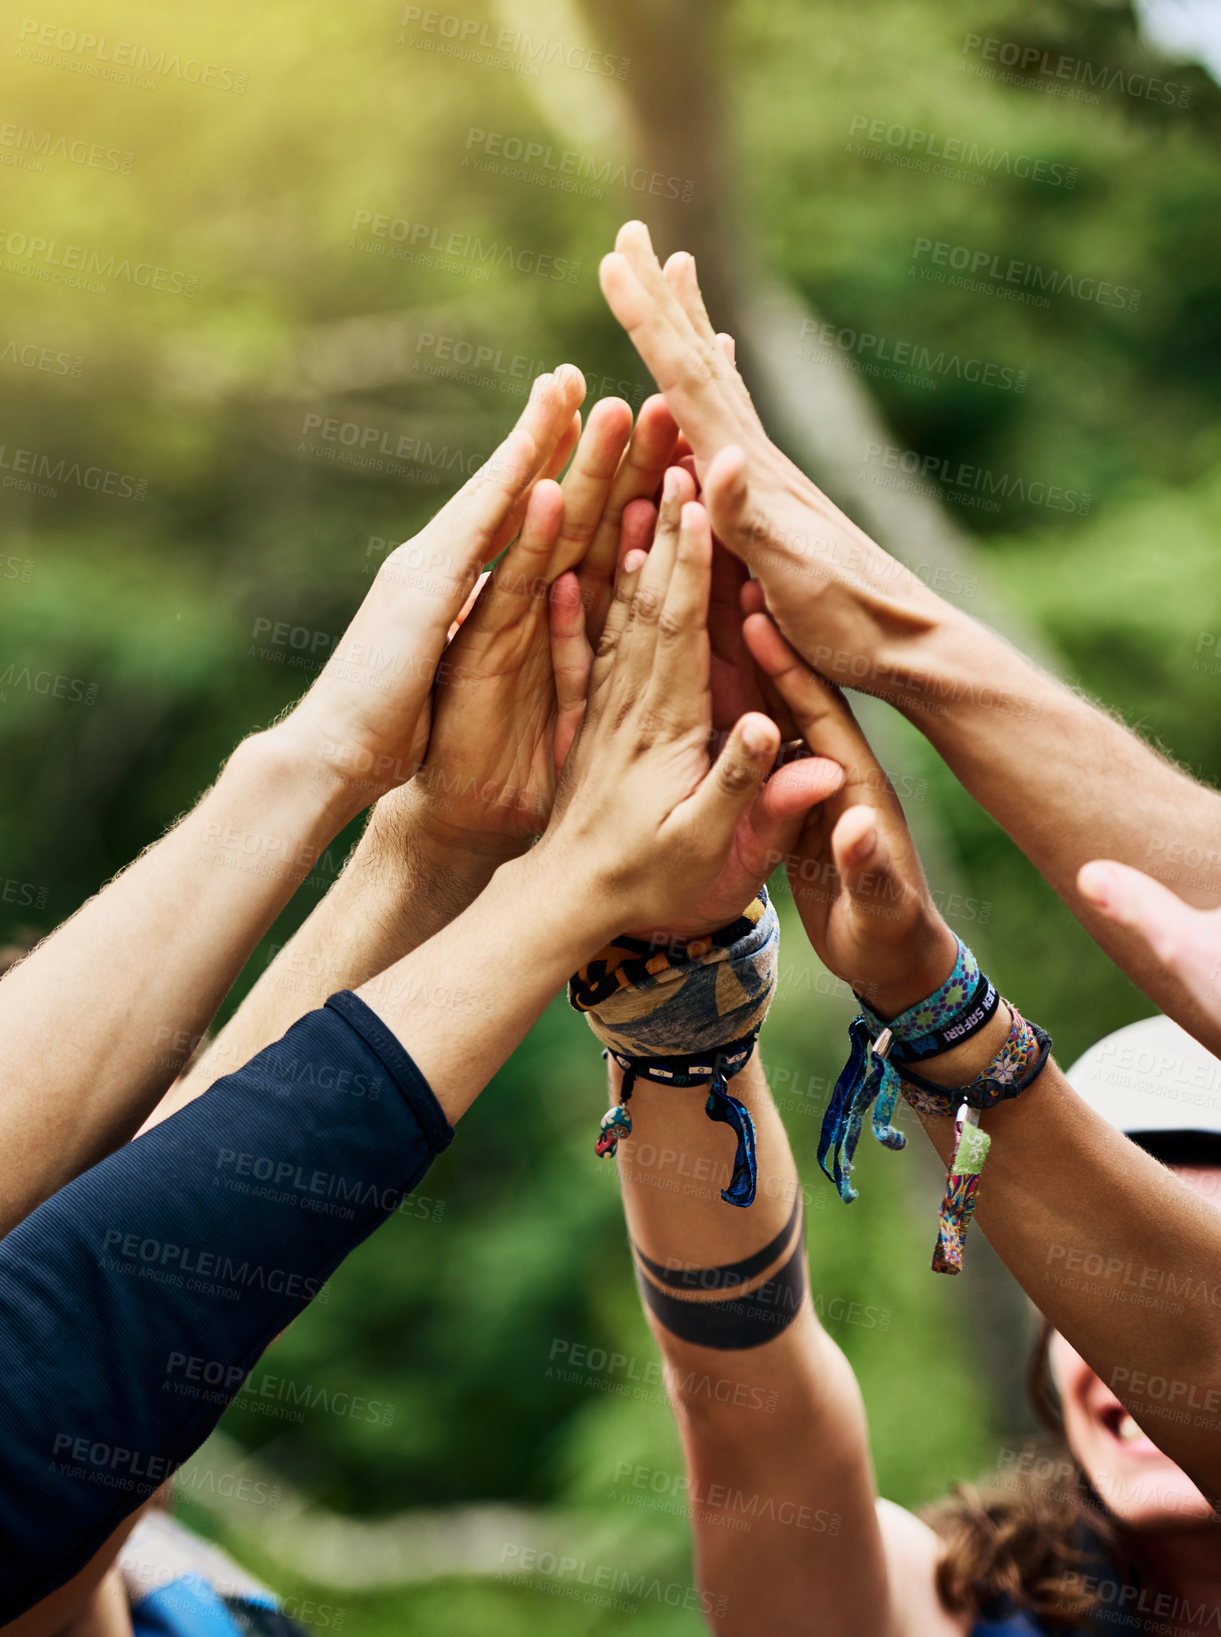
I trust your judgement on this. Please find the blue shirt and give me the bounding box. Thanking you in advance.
[0,991,452,1619]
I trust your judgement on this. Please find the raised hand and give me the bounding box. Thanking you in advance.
[742,594,958,1017]
[539,489,787,937]
[598,221,942,680]
[547,469,844,940]
[379,393,642,860]
[281,365,587,806]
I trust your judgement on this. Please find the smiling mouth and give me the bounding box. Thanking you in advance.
[1101,1404,1161,1454]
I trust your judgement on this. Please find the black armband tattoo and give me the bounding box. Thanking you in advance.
[633,1203,806,1351]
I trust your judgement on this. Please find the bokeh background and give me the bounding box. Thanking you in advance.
[2,0,1220,1628]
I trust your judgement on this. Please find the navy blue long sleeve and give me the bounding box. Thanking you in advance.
[0,991,453,1619]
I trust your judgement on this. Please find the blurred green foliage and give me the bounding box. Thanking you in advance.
[1,0,1219,1627]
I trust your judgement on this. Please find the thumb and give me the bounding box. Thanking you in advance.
[701,445,754,568]
[830,805,902,923]
[743,755,844,868]
[1078,859,1203,974]
[682,712,780,860]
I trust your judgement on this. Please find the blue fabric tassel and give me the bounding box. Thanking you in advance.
[705,1076,757,1207]
[818,1015,906,1203]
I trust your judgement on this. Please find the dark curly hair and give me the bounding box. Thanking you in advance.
[920,1319,1120,1630]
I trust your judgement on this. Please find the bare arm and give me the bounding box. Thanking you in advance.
[745,608,1221,1501]
[0,728,361,1232]
[0,369,586,1233]
[612,1054,964,1637]
[151,390,649,1124]
[597,220,1221,1052]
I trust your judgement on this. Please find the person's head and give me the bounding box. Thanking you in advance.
[1042,1015,1221,1536]
[928,1014,1221,1620]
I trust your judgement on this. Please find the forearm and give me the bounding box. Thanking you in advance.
[916,1035,1221,1499]
[851,601,1221,1046]
[0,726,363,1234]
[615,1055,891,1637]
[354,844,612,1126]
[151,788,508,1123]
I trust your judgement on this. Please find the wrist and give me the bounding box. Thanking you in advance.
[250,719,371,832]
[362,784,526,871]
[901,1000,1016,1106]
[873,604,1042,729]
[860,918,960,1021]
[228,724,365,836]
[522,836,624,958]
[349,790,509,926]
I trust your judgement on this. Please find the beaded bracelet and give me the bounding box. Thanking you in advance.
[820,938,1051,1273]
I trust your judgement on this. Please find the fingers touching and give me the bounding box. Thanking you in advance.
[579,395,680,644]
[550,572,591,773]
[741,608,889,812]
[551,395,634,578]
[646,497,712,723]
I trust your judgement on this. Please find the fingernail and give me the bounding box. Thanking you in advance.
[742,721,769,755]
[530,372,553,399]
[662,468,679,504]
[855,825,878,862]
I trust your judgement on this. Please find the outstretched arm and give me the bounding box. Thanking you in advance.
[0,499,780,1622]
[149,391,643,1127]
[598,220,1221,1052]
[0,369,586,1234]
[612,1053,964,1637]
[744,608,1221,1503]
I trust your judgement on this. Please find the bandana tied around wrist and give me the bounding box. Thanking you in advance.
[568,890,779,1208]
